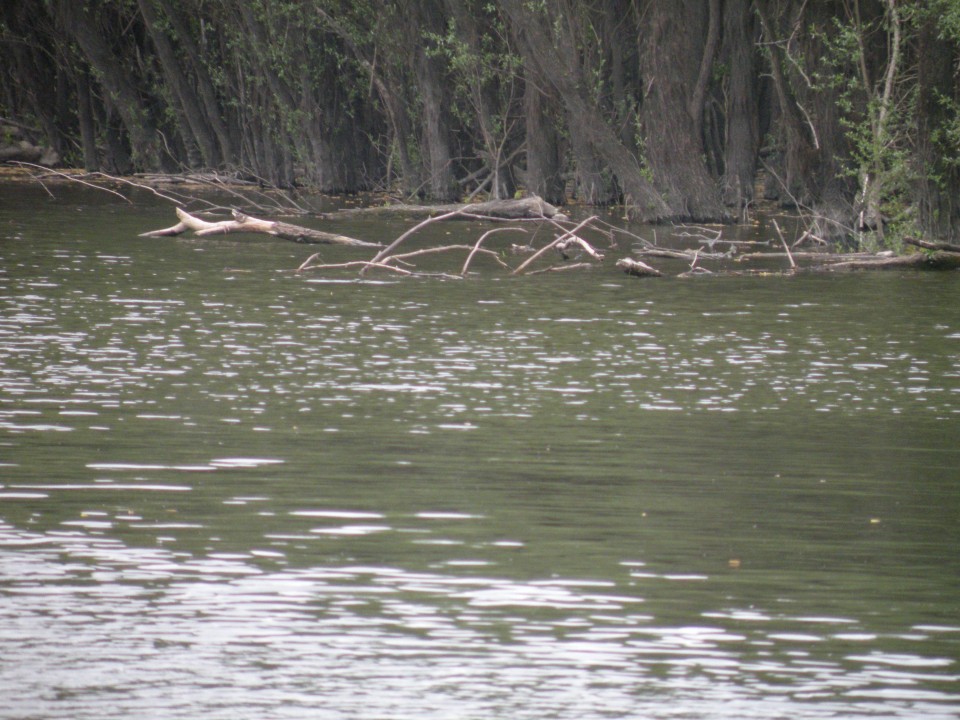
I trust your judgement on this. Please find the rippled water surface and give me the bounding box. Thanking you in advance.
[2,185,959,719]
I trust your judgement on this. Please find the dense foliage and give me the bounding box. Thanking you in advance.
[2,0,959,243]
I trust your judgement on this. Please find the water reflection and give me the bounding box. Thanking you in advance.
[1,195,959,718]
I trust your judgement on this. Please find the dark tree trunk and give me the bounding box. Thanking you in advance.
[521,62,565,205]
[638,0,726,221]
[155,0,236,163]
[74,68,99,171]
[415,51,458,201]
[502,0,669,219]
[443,0,519,200]
[48,0,162,170]
[756,0,856,236]
[314,3,420,196]
[413,1,458,202]
[137,0,221,168]
[915,14,960,240]
[101,105,134,175]
[720,0,760,209]
[755,0,817,205]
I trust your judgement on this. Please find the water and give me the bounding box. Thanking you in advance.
[1,183,959,719]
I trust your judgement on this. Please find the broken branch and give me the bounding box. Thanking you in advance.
[141,207,378,247]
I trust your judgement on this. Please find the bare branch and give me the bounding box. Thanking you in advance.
[461,227,524,276]
[772,219,797,269]
[13,162,132,203]
[511,216,602,275]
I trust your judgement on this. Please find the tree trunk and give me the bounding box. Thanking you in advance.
[414,50,458,201]
[74,67,99,171]
[915,10,960,240]
[521,62,565,204]
[137,0,222,168]
[720,0,760,209]
[638,0,726,221]
[48,0,162,170]
[155,0,236,163]
[502,0,669,219]
[313,4,420,196]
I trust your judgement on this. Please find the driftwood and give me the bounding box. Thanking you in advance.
[622,238,960,279]
[331,195,567,221]
[904,237,960,254]
[627,249,960,275]
[621,218,960,278]
[616,257,663,277]
[636,247,728,261]
[815,251,960,271]
[140,207,379,247]
[735,250,887,263]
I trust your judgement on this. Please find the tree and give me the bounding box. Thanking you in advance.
[501,0,671,218]
[2,0,959,241]
[637,0,727,221]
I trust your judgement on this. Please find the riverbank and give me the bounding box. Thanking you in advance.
[4,164,959,279]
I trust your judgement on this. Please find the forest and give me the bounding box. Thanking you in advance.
[2,0,960,248]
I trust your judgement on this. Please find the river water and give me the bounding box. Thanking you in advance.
[1,184,959,719]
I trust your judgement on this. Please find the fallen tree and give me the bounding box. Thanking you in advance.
[23,165,959,279]
[140,207,379,246]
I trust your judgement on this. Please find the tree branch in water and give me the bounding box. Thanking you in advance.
[141,208,379,247]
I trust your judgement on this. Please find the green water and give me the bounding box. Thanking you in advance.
[1,184,959,719]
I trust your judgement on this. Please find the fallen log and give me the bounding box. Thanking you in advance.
[636,247,728,261]
[616,257,663,277]
[332,195,567,221]
[813,251,960,271]
[736,250,886,262]
[904,237,960,254]
[140,207,379,247]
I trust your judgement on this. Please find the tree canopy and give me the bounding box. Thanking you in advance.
[3,0,959,244]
